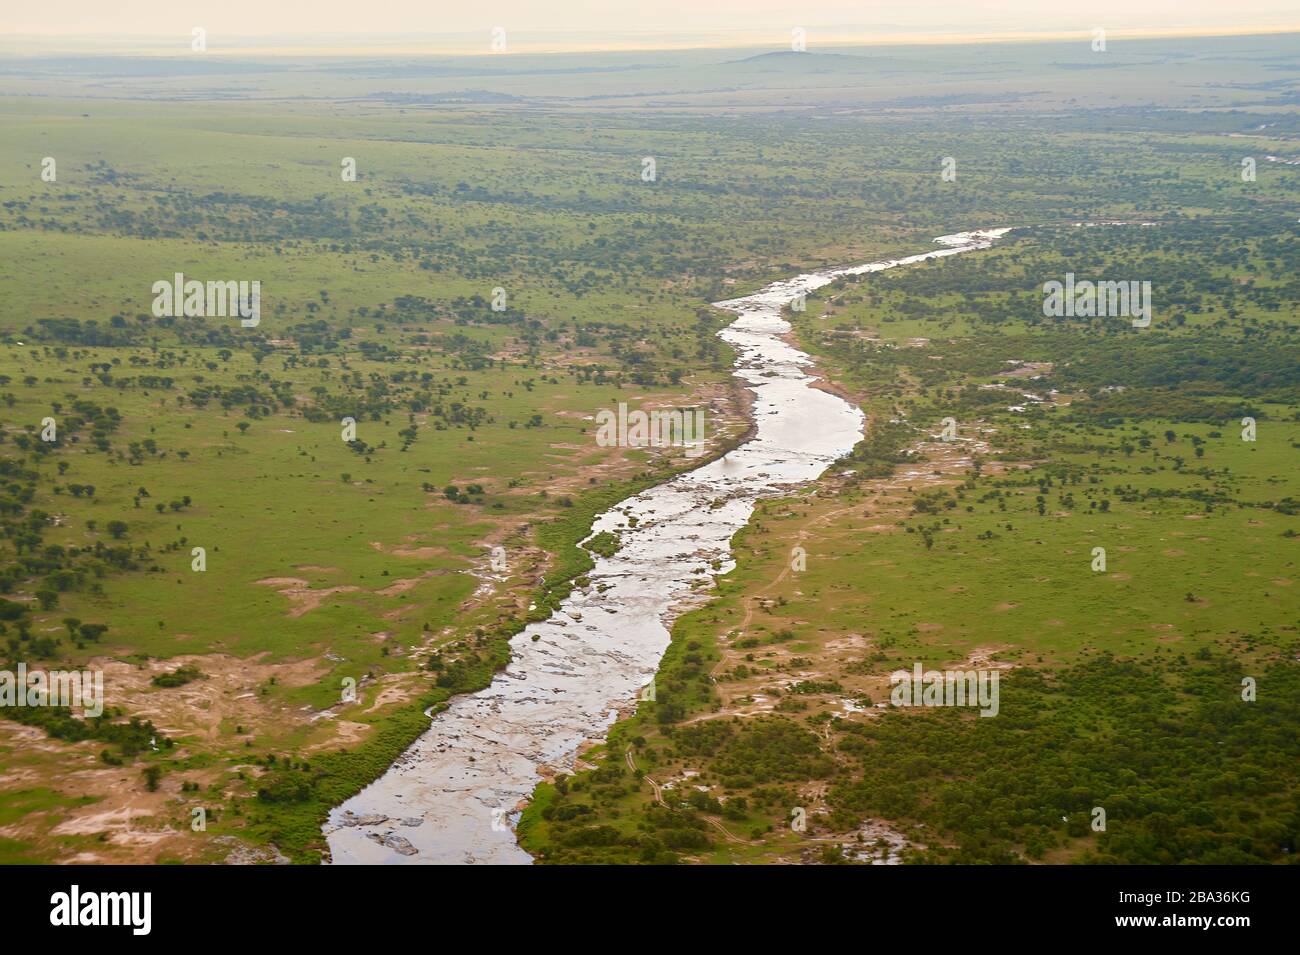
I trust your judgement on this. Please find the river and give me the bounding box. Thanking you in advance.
[324,228,1010,864]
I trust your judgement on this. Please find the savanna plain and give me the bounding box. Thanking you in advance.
[0,32,1297,865]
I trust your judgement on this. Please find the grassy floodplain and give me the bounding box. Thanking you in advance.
[522,222,1300,862]
[0,32,1298,864]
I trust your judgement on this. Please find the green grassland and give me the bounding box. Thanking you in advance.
[1,34,1299,863]
[518,180,1300,864]
[0,91,771,861]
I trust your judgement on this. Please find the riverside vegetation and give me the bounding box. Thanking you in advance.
[1,33,1298,863]
[517,161,1300,865]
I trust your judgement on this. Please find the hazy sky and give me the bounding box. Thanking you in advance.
[4,0,1299,49]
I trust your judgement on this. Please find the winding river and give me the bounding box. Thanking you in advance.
[324,228,1010,864]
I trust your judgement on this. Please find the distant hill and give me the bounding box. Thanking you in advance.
[725,49,875,71]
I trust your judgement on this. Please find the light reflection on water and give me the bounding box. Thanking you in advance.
[324,230,1007,864]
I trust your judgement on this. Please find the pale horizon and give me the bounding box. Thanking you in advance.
[4,0,1300,56]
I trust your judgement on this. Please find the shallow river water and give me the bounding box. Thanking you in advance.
[324,229,1010,864]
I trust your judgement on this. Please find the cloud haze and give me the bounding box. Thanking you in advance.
[4,0,1299,46]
